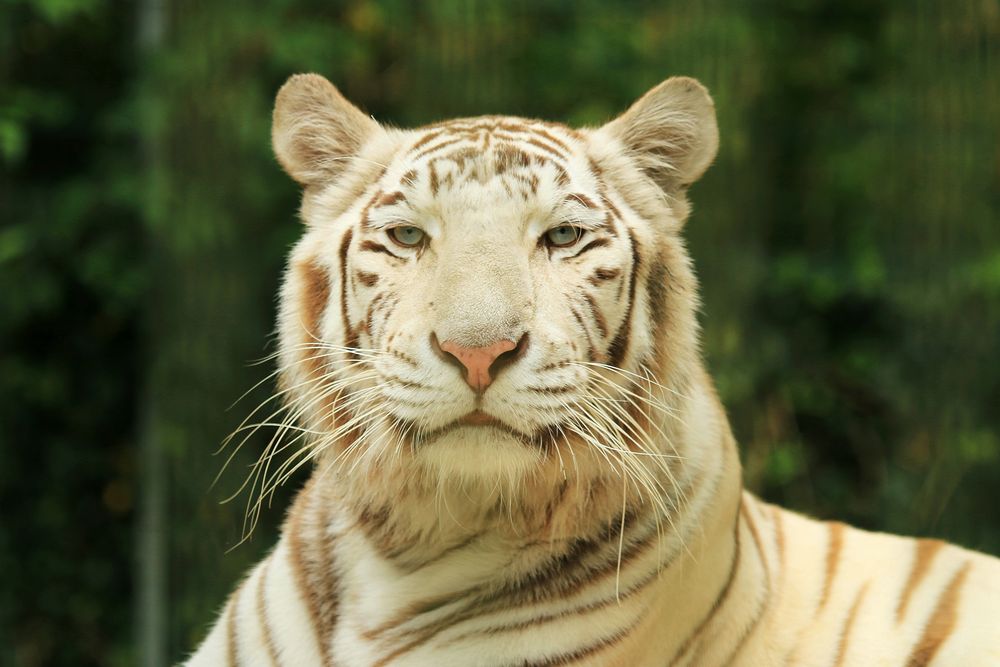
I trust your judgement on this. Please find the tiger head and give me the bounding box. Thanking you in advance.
[271,74,719,528]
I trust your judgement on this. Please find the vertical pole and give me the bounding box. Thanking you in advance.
[137,0,167,664]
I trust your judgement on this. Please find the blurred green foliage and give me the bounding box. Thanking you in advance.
[1,0,998,665]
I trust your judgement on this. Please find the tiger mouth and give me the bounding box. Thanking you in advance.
[457,409,504,428]
[391,410,534,447]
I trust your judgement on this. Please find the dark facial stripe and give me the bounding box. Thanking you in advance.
[589,267,621,285]
[904,561,971,665]
[299,260,331,340]
[582,293,608,338]
[607,229,641,367]
[356,270,379,288]
[429,161,440,195]
[600,194,624,221]
[375,190,406,208]
[565,192,598,209]
[359,240,398,258]
[339,228,357,351]
[569,305,597,361]
[570,237,611,259]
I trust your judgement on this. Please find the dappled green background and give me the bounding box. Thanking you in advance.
[2,0,998,664]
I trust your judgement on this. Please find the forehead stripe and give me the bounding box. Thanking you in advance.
[375,191,406,208]
[524,137,568,160]
[566,193,598,209]
[413,136,468,161]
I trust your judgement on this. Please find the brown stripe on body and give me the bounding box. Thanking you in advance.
[708,500,774,666]
[771,505,785,570]
[286,487,336,667]
[368,513,661,660]
[256,558,281,667]
[453,556,665,642]
[666,509,742,666]
[226,585,242,667]
[832,583,870,667]
[819,522,846,609]
[897,539,945,622]
[607,229,641,367]
[904,562,972,666]
[522,617,641,666]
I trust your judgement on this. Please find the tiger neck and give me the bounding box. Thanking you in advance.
[293,369,764,662]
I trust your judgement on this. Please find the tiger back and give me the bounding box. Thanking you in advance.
[184,74,1000,666]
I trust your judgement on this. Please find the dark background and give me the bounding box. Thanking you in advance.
[1,0,998,664]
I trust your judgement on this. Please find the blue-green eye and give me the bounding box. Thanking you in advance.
[545,225,583,248]
[389,226,425,247]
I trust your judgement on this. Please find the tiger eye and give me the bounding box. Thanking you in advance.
[545,225,583,248]
[389,226,425,247]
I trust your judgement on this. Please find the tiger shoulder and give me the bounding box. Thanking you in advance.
[184,73,1000,666]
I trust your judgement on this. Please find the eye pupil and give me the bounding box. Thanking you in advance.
[390,226,425,247]
[546,225,581,247]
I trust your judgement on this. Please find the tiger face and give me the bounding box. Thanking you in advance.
[272,75,718,510]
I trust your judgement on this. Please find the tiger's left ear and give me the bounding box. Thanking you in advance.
[272,73,382,186]
[602,77,719,191]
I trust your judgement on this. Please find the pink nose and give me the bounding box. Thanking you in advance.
[438,338,520,392]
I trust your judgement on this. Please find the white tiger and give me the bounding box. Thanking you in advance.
[185,73,1000,666]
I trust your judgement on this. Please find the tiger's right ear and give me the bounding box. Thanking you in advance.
[602,77,719,192]
[272,73,381,186]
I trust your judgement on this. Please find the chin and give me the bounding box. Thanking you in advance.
[412,425,546,487]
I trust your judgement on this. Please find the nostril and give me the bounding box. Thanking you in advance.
[430,332,466,375]
[489,333,529,380]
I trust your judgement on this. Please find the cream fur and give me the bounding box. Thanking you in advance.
[185,75,1000,667]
